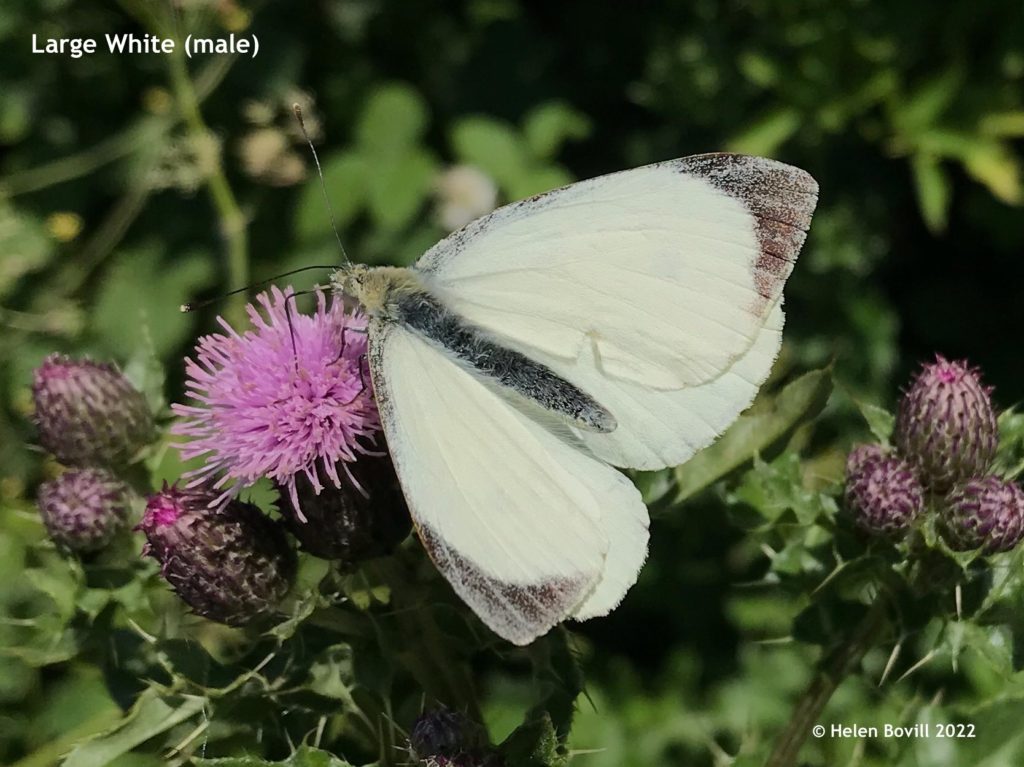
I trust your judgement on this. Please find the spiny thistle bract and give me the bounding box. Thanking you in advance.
[276,453,412,564]
[138,485,296,626]
[32,354,155,469]
[171,286,380,510]
[942,476,1024,553]
[894,355,998,490]
[36,468,130,553]
[845,445,925,536]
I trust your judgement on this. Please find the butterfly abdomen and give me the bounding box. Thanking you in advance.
[392,289,617,434]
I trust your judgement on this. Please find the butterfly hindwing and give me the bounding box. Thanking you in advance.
[367,318,648,644]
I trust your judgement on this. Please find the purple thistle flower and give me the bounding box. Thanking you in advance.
[171,286,380,511]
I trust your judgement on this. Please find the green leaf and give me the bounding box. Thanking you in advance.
[366,148,439,231]
[355,83,429,158]
[62,690,205,767]
[726,108,800,156]
[892,71,961,135]
[979,111,1024,138]
[854,400,895,443]
[962,140,1022,205]
[193,745,358,767]
[522,102,591,160]
[911,153,951,233]
[451,117,530,192]
[294,151,368,242]
[92,247,214,360]
[0,201,55,299]
[673,368,833,503]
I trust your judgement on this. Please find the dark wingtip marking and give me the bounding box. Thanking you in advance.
[676,153,819,315]
[417,523,589,645]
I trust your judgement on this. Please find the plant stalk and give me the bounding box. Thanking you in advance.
[167,49,249,328]
[764,598,889,767]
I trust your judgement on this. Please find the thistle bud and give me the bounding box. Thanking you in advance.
[409,707,489,766]
[277,454,411,564]
[32,355,155,468]
[138,486,296,626]
[37,469,130,553]
[942,476,1024,553]
[845,446,924,536]
[894,356,997,490]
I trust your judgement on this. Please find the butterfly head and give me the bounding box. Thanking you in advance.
[331,264,422,319]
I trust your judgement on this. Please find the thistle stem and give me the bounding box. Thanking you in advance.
[764,598,888,767]
[167,50,249,329]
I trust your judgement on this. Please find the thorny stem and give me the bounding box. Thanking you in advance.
[167,49,249,329]
[764,598,889,767]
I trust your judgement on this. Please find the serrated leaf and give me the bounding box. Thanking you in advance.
[673,368,832,503]
[911,152,951,233]
[62,690,205,767]
[355,83,429,158]
[499,713,566,767]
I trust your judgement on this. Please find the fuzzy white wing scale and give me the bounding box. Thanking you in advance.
[368,319,649,644]
[417,154,816,393]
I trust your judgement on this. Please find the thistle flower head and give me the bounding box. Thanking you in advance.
[172,286,380,510]
[894,355,997,490]
[138,484,296,626]
[845,445,924,536]
[942,476,1024,553]
[37,468,130,553]
[277,453,411,564]
[32,355,155,468]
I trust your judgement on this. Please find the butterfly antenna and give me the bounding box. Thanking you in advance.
[293,103,351,265]
[180,265,335,313]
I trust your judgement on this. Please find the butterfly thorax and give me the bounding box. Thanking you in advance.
[331,264,425,320]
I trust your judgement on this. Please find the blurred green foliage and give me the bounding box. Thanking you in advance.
[2,0,1024,765]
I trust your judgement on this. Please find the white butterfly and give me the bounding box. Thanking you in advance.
[332,154,818,645]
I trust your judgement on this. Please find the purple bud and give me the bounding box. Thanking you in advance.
[276,454,411,564]
[942,476,1024,553]
[138,486,296,626]
[37,469,130,553]
[32,355,156,468]
[845,445,924,536]
[894,355,997,490]
[409,707,488,765]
